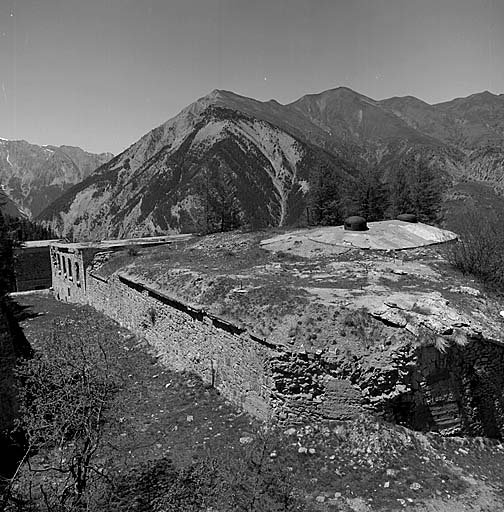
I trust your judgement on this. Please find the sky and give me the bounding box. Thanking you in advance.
[0,0,503,155]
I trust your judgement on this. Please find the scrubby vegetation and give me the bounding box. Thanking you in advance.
[444,206,504,292]
[0,210,34,503]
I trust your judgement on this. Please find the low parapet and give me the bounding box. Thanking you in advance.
[50,234,193,252]
[21,239,61,249]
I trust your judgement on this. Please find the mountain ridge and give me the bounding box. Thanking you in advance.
[0,139,113,218]
[37,86,504,239]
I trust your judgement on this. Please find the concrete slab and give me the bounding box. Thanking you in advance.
[260,221,457,256]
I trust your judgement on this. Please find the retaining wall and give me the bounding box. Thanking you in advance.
[81,269,504,436]
[87,272,275,419]
[14,246,52,292]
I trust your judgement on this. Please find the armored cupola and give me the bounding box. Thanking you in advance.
[397,213,418,223]
[344,216,368,231]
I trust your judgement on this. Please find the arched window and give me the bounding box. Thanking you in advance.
[75,261,80,284]
[68,258,73,279]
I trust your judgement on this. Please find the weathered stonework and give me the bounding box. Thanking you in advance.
[50,235,191,304]
[50,245,93,304]
[87,272,275,419]
[14,241,58,292]
[48,233,504,437]
[85,271,374,423]
[80,270,504,436]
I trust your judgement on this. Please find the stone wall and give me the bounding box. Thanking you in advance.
[87,272,275,419]
[77,267,504,437]
[14,246,52,292]
[85,272,375,424]
[407,340,504,437]
[50,247,96,304]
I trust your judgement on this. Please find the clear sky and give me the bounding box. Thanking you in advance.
[0,0,503,155]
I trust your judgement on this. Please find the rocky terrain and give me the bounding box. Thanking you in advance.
[37,87,504,240]
[0,138,112,217]
[0,187,26,218]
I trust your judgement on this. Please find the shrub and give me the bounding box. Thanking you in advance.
[13,317,121,511]
[103,458,222,512]
[127,245,140,257]
[443,207,504,292]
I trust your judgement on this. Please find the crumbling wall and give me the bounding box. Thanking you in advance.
[405,340,504,437]
[51,248,87,303]
[86,272,373,424]
[81,269,504,437]
[87,273,275,419]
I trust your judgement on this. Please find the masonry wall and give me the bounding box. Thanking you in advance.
[14,246,52,291]
[63,263,504,436]
[409,341,504,437]
[51,248,87,304]
[87,272,275,419]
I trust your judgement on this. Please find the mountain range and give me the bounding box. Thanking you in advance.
[35,87,504,239]
[0,139,112,218]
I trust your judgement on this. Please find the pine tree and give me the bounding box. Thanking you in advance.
[197,165,242,234]
[308,166,350,225]
[386,159,444,222]
[408,164,443,222]
[387,165,412,218]
[353,169,388,221]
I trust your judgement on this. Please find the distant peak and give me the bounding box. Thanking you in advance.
[309,86,360,97]
[381,95,431,106]
[204,88,238,100]
[479,90,496,97]
[288,86,375,108]
[435,90,502,107]
[467,90,500,101]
